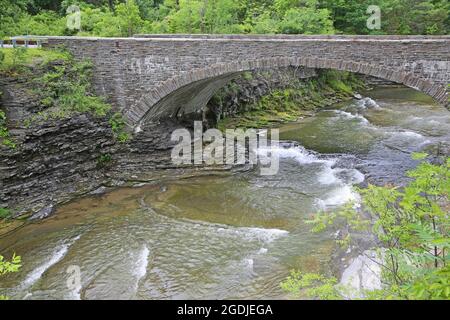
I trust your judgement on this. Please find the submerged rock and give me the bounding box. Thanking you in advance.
[29,204,55,220]
[89,186,108,195]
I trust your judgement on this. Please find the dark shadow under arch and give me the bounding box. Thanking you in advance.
[124,57,448,129]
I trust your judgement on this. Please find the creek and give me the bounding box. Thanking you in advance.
[1,87,449,300]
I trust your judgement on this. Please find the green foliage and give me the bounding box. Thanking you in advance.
[0,207,11,219]
[297,154,450,300]
[0,109,16,149]
[0,0,448,37]
[0,253,21,300]
[278,2,334,34]
[0,47,70,73]
[8,47,28,73]
[216,70,364,130]
[3,47,128,146]
[97,153,112,168]
[0,253,21,275]
[319,70,356,94]
[109,112,130,143]
[408,265,450,299]
[319,0,449,35]
[0,0,29,38]
[27,55,112,122]
[15,10,68,36]
[378,0,449,35]
[305,201,370,234]
[75,0,147,37]
[280,270,343,300]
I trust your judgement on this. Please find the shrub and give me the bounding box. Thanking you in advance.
[0,207,11,219]
[0,254,21,300]
[286,154,450,300]
[30,55,112,121]
[0,110,15,149]
[97,153,112,168]
[109,112,130,143]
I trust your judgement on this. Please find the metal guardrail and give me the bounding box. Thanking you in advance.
[1,36,48,48]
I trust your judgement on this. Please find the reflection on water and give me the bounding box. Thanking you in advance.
[0,87,448,299]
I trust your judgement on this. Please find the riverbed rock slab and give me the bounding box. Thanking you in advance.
[28,204,55,220]
[339,250,382,299]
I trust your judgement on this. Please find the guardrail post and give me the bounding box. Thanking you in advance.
[25,39,29,48]
[0,40,3,48]
[37,40,42,48]
[12,39,17,48]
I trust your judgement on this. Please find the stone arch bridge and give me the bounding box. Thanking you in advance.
[44,35,450,130]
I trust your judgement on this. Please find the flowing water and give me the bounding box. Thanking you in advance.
[1,87,449,300]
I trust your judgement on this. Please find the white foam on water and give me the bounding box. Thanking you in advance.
[259,145,335,166]
[20,235,81,289]
[333,168,365,185]
[333,110,370,125]
[259,144,365,211]
[384,129,431,150]
[348,169,365,184]
[217,226,289,244]
[396,130,425,139]
[356,97,381,109]
[315,185,361,210]
[131,245,150,297]
[316,166,364,210]
[427,119,441,125]
[316,158,364,187]
[258,248,268,254]
[317,165,340,185]
[244,227,289,243]
[134,245,150,282]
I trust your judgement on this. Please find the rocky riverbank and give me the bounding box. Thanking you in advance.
[1,56,367,220]
[206,67,366,129]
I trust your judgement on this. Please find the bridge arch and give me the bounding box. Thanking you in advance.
[126,56,448,129]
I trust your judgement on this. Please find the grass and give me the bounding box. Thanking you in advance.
[0,47,70,72]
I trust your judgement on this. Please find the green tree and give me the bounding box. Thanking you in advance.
[380,0,449,35]
[252,11,279,34]
[0,254,21,300]
[203,0,244,33]
[278,6,334,34]
[320,0,449,35]
[0,0,28,37]
[319,0,374,34]
[116,0,144,36]
[163,0,203,33]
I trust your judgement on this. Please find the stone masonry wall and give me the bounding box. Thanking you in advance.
[43,35,450,127]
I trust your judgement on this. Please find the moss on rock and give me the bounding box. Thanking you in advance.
[215,69,365,130]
